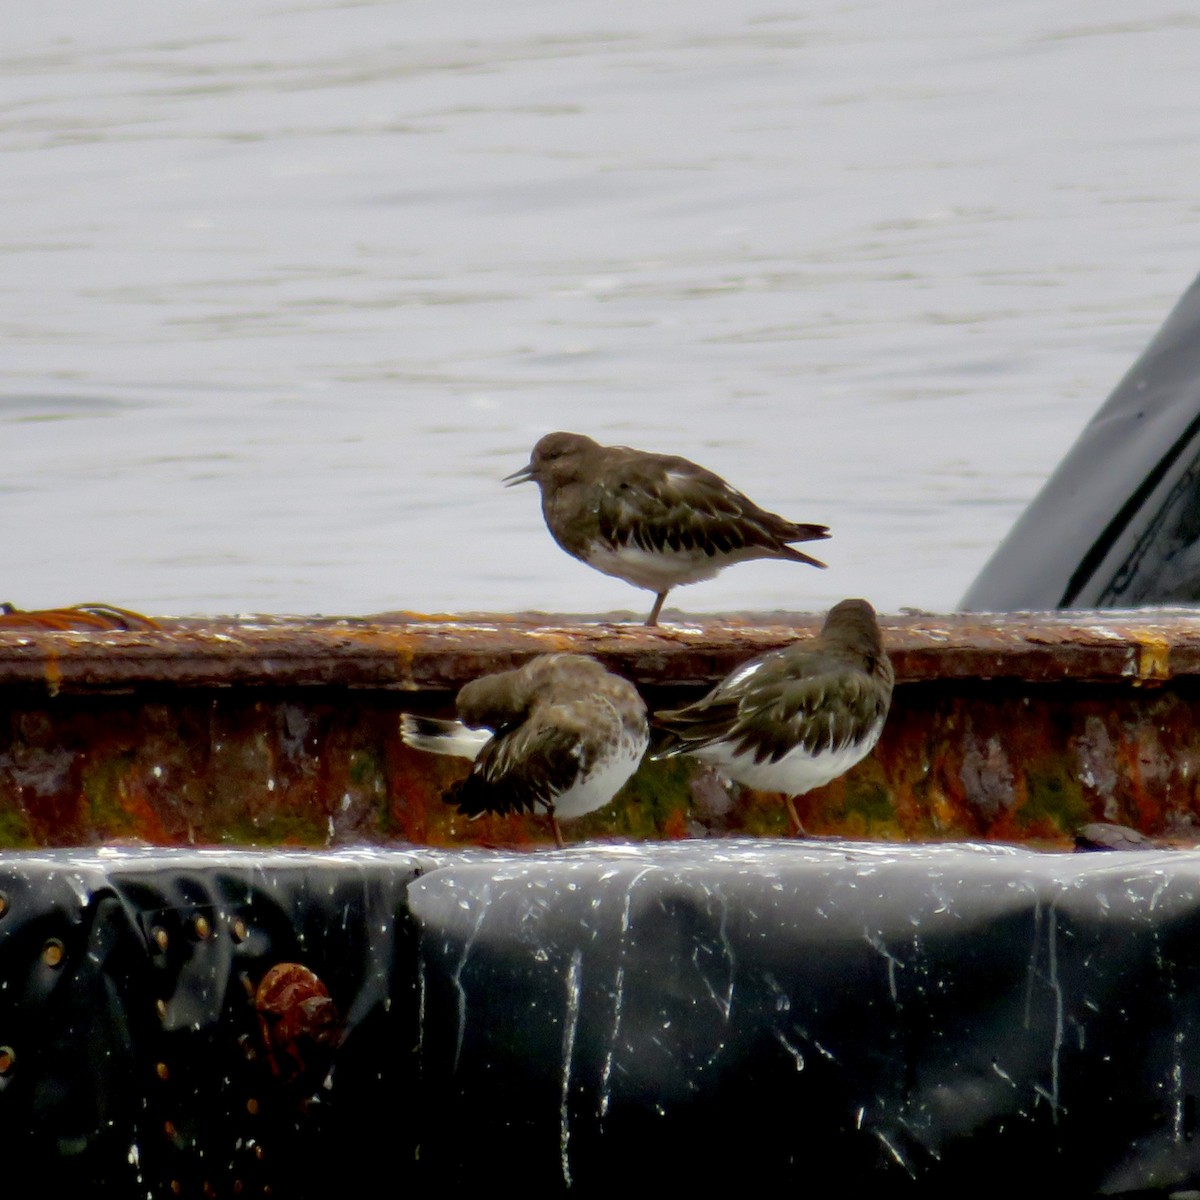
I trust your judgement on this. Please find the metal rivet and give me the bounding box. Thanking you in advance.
[156,999,168,1022]
[153,927,169,952]
[193,914,211,940]
[164,1119,177,1139]
[231,917,248,943]
[0,892,9,918]
[155,1061,169,1082]
[246,1097,259,1116]
[253,1144,265,1161]
[41,938,64,968]
[233,1181,244,1196]
[0,1046,15,1075]
[203,1183,216,1198]
[170,1182,182,1196]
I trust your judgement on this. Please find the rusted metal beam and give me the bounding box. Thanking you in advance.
[0,609,1198,851]
[0,609,1195,693]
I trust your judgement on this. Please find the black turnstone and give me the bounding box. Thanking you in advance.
[651,598,894,834]
[504,431,831,625]
[400,652,649,846]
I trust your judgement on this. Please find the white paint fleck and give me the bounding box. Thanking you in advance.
[991,1060,1017,1088]
[560,948,583,1189]
[774,1029,805,1071]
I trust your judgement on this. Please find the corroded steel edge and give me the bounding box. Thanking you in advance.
[0,610,1195,691]
[0,609,1198,848]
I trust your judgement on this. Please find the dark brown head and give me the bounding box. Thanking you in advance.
[455,652,606,729]
[456,668,532,729]
[503,432,603,490]
[820,598,885,661]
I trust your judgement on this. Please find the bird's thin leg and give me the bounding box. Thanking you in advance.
[785,795,807,837]
[549,811,565,848]
[645,591,668,626]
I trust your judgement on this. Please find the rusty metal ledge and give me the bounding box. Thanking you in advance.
[2,607,1199,850]
[0,608,1195,693]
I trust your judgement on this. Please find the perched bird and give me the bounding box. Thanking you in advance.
[651,598,893,834]
[505,431,830,625]
[400,653,649,846]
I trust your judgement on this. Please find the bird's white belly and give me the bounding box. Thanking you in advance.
[551,732,648,820]
[584,543,728,591]
[693,722,883,795]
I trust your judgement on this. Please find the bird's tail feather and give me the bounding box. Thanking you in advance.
[786,521,831,544]
[783,545,827,569]
[782,522,830,568]
[650,699,740,759]
[648,725,685,760]
[400,714,491,760]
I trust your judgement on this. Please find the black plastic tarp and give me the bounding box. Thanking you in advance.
[961,271,1200,610]
[5,841,1200,1197]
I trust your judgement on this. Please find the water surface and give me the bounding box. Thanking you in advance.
[3,1,1197,617]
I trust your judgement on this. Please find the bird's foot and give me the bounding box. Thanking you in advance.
[785,796,808,838]
[644,591,668,627]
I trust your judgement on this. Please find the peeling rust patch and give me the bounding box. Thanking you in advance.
[43,652,62,698]
[1129,629,1173,684]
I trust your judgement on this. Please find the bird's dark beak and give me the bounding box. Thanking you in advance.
[503,462,534,486]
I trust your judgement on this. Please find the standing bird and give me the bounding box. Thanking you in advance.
[651,598,893,834]
[504,432,830,625]
[400,653,649,846]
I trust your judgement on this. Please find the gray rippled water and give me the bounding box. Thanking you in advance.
[3,0,1198,617]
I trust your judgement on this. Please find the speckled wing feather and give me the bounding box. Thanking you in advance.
[447,707,593,818]
[654,650,887,765]
[723,672,889,764]
[593,454,827,562]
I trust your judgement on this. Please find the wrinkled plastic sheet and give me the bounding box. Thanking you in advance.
[961,269,1200,610]
[6,840,1200,1197]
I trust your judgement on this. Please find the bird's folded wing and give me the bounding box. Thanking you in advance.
[451,715,592,817]
[653,669,883,765]
[595,462,798,556]
[730,673,886,764]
